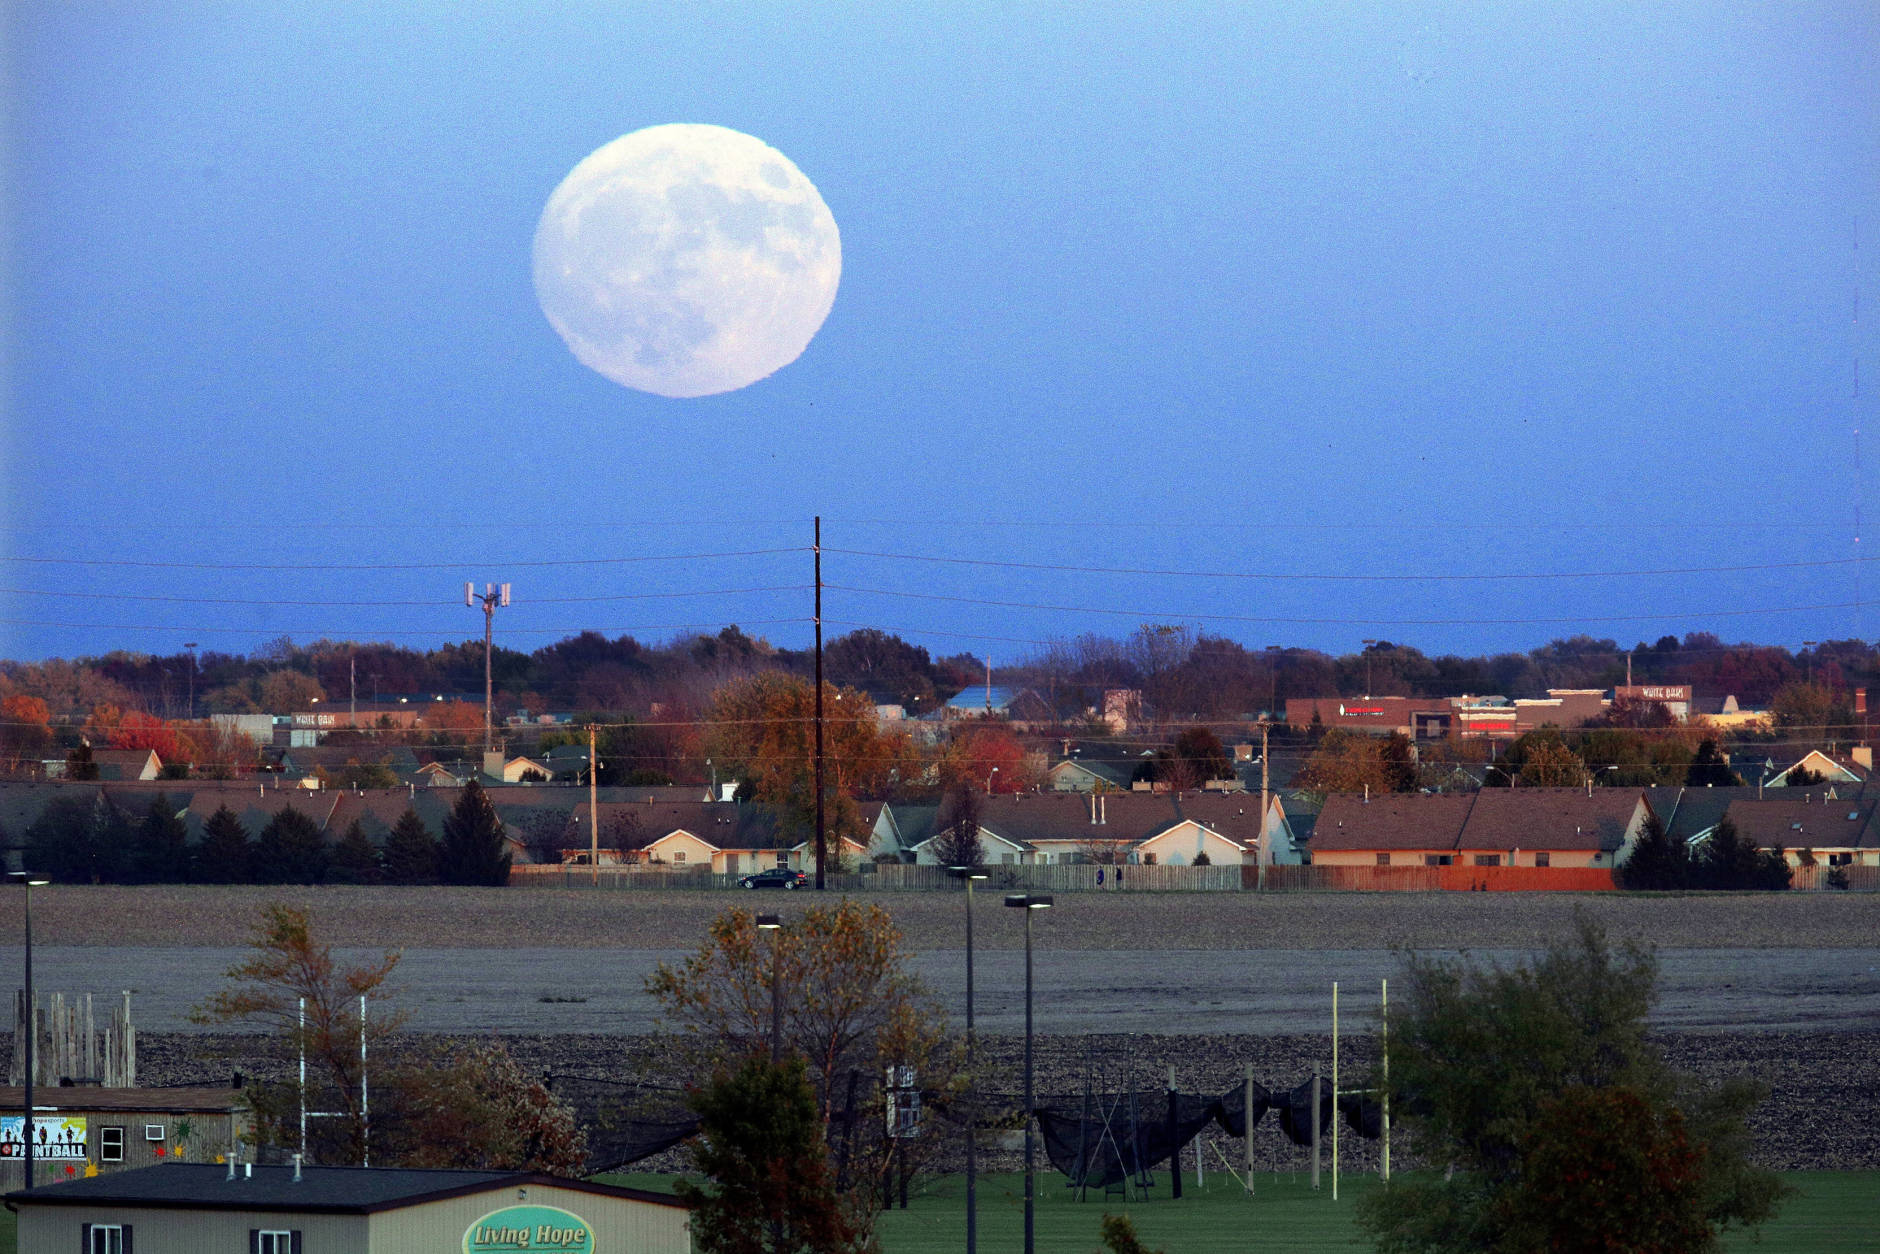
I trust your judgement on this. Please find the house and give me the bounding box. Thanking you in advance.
[1310,793,1480,867]
[1759,747,1870,788]
[484,754,555,784]
[90,750,164,782]
[907,791,1302,867]
[940,686,1055,722]
[0,1086,251,1190]
[1453,788,1649,869]
[7,1163,690,1254]
[1720,794,1880,869]
[1311,789,1650,869]
[1046,757,1134,792]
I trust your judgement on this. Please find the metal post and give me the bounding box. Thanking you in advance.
[1243,1062,1255,1196]
[360,994,369,1167]
[1310,1061,1320,1190]
[813,517,826,890]
[1168,1064,1181,1199]
[1023,903,1036,1254]
[964,875,978,1254]
[1380,978,1391,1183]
[298,997,307,1159]
[1332,982,1339,1201]
[770,932,782,1064]
[21,879,35,1190]
[483,594,495,754]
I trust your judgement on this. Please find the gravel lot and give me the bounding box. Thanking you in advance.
[3,884,1875,951]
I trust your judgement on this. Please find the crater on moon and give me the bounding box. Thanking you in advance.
[532,123,841,399]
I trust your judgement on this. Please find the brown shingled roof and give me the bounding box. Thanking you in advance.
[1457,788,1644,852]
[1311,793,1475,852]
[1721,795,1878,851]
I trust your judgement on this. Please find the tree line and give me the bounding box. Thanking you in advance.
[20,779,512,887]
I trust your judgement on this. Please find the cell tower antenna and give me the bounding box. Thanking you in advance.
[466,581,512,754]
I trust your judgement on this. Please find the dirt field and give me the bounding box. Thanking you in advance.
[3,884,1876,951]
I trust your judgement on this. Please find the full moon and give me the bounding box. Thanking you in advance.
[532,124,841,398]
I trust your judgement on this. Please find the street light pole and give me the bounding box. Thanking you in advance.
[952,867,987,1254]
[1005,893,1053,1254]
[1361,640,1378,698]
[756,914,783,1062]
[183,642,198,721]
[11,872,48,1190]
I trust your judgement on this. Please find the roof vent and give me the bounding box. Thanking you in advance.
[292,1153,303,1183]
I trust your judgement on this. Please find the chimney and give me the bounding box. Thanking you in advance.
[1100,795,1107,825]
[1088,794,1096,825]
[226,1151,237,1181]
[1858,688,1868,716]
[292,1153,303,1183]
[245,1162,253,1179]
[1853,745,1873,771]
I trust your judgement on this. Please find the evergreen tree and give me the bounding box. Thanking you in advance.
[328,819,382,885]
[253,806,330,885]
[381,807,440,885]
[1694,817,1791,891]
[26,794,117,883]
[439,780,511,886]
[1685,739,1743,788]
[130,792,192,883]
[194,805,252,883]
[65,740,99,781]
[1619,811,1690,890]
[676,1054,868,1254]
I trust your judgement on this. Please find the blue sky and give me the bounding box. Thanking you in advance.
[3,2,1876,665]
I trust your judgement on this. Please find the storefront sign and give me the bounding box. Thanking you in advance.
[0,1116,87,1160]
[464,1205,594,1252]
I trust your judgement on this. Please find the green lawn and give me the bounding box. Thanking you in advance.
[601,1169,1880,1253]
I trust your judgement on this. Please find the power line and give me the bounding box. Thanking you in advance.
[0,585,809,607]
[0,617,811,638]
[823,548,1865,584]
[0,548,804,572]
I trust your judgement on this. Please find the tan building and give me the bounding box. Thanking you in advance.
[9,1162,690,1254]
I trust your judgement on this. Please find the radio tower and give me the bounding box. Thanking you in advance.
[465,582,512,755]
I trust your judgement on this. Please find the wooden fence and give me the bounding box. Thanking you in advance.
[510,861,1876,892]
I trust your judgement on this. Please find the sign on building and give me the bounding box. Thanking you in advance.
[463,1204,594,1253]
[0,1115,87,1160]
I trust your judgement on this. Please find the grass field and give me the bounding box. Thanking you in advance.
[601,1169,1880,1253]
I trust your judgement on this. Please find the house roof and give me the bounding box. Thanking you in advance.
[0,1086,243,1114]
[928,791,1269,850]
[1640,785,1763,844]
[575,800,789,851]
[1048,758,1135,788]
[1457,788,1642,852]
[89,749,159,780]
[1312,793,1477,852]
[1722,795,1880,851]
[5,1162,685,1215]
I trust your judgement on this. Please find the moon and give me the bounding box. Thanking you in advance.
[532,124,841,398]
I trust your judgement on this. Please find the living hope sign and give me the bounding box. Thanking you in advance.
[463,1204,594,1252]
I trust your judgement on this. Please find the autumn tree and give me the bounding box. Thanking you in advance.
[439,778,511,885]
[257,669,325,713]
[0,694,53,774]
[376,1040,587,1174]
[107,710,186,760]
[194,805,252,883]
[253,807,331,884]
[935,723,1034,795]
[1358,919,1785,1254]
[706,672,918,845]
[380,807,440,885]
[190,903,402,1163]
[1296,729,1417,797]
[647,901,954,1218]
[677,1054,868,1254]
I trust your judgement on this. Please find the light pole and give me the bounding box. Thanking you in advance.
[1004,893,1053,1254]
[1265,645,1282,720]
[1361,640,1378,697]
[1804,642,1819,685]
[183,642,198,721]
[986,765,999,794]
[951,866,988,1254]
[755,913,783,1062]
[11,871,48,1190]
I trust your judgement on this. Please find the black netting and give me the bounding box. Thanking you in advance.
[547,1075,699,1173]
[1339,1092,1383,1139]
[1212,1080,1271,1138]
[1275,1077,1335,1147]
[1035,1091,1224,1190]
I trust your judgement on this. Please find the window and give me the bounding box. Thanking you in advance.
[99,1126,125,1162]
[672,851,686,864]
[1423,854,1453,867]
[1474,854,1501,867]
[83,1225,128,1254]
[1374,852,1390,867]
[252,1232,301,1254]
[1535,851,1551,868]
[1142,853,1157,866]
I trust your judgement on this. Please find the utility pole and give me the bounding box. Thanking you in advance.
[465,582,511,756]
[350,655,357,728]
[1258,720,1271,891]
[588,723,600,886]
[183,642,198,721]
[814,518,826,891]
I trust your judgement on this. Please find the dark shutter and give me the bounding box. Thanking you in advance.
[291,1232,304,1254]
[81,1222,91,1254]
[250,1230,261,1254]
[121,1226,133,1254]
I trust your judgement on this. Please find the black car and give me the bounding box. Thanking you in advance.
[739,866,807,890]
